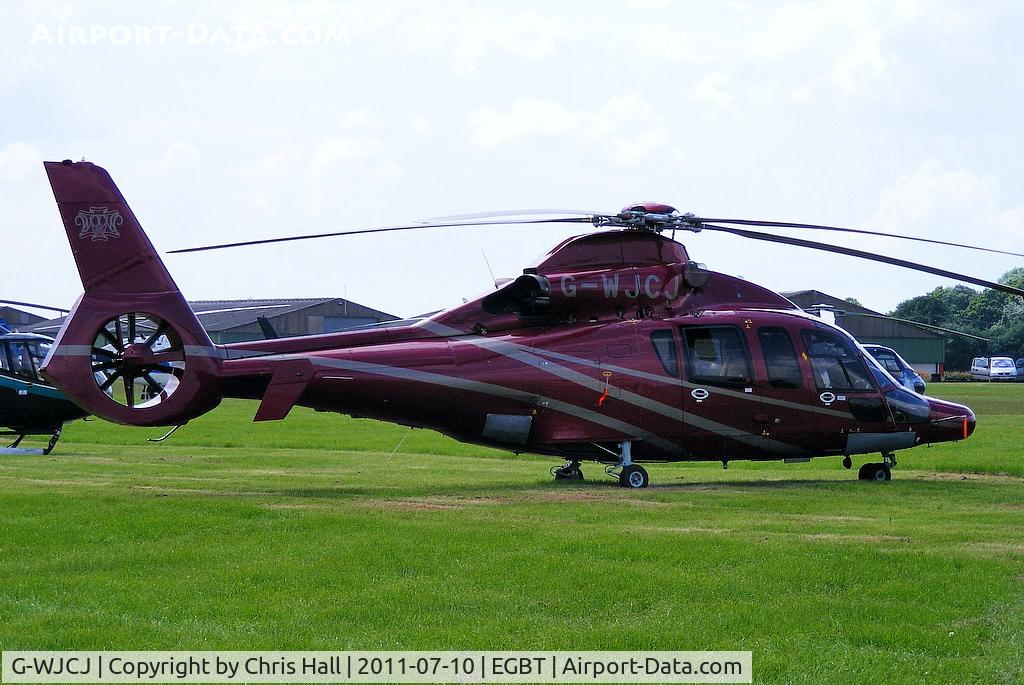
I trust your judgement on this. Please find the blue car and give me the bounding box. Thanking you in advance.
[863,344,926,394]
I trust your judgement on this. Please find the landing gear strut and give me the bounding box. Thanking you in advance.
[552,460,584,481]
[605,441,649,488]
[1,424,63,456]
[857,452,896,482]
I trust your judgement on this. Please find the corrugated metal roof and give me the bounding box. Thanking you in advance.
[781,290,942,340]
[25,297,398,335]
[188,298,396,331]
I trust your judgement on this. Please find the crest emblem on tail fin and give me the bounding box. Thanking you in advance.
[75,206,123,241]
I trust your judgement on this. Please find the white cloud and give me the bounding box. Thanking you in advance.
[337,109,377,129]
[872,159,998,227]
[869,158,1024,250]
[691,72,735,112]
[0,141,81,305]
[831,30,887,93]
[0,141,42,182]
[448,9,562,75]
[467,95,669,163]
[408,114,431,135]
[307,136,384,179]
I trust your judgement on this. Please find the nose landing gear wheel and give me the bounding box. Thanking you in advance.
[619,464,649,488]
[552,461,585,481]
[858,462,891,482]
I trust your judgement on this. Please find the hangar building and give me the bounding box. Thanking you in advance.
[0,306,45,331]
[27,297,398,344]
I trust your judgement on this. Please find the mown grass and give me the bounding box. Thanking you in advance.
[1,385,1022,684]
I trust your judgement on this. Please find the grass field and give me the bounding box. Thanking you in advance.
[2,384,1022,683]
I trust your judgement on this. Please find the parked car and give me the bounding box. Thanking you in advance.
[970,356,1018,381]
[863,344,926,393]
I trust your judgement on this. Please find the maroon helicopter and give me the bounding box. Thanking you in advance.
[40,160,1024,487]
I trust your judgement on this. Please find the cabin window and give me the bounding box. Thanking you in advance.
[649,330,679,377]
[758,327,802,389]
[681,325,752,386]
[0,343,10,373]
[7,342,37,381]
[801,329,873,391]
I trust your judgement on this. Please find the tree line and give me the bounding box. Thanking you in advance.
[886,268,1024,370]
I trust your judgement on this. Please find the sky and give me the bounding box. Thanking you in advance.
[3,0,1023,320]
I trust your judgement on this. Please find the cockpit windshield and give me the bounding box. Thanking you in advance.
[1,340,51,383]
[801,328,875,391]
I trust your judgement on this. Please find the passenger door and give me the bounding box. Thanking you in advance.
[752,325,818,454]
[678,324,755,457]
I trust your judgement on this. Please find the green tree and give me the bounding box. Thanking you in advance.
[889,271,1024,370]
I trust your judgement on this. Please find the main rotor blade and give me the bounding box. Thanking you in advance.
[425,208,603,221]
[702,223,1024,298]
[167,217,595,254]
[0,299,70,313]
[694,217,1024,258]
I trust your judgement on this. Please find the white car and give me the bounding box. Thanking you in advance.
[970,356,1017,381]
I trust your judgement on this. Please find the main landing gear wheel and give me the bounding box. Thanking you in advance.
[858,462,891,482]
[619,464,649,489]
[552,461,584,481]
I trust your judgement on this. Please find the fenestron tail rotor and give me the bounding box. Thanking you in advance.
[92,313,185,409]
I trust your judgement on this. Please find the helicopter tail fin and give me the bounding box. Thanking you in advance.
[41,160,222,427]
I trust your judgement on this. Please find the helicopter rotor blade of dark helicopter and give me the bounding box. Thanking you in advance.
[701,223,1024,299]
[693,217,1024,258]
[0,299,70,313]
[167,217,596,254]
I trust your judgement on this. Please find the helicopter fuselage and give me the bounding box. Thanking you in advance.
[38,160,977,480]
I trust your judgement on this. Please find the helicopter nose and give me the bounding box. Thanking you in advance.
[927,397,976,441]
[963,407,977,439]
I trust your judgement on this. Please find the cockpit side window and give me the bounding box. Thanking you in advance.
[0,343,10,373]
[649,330,679,377]
[801,328,874,391]
[758,326,802,389]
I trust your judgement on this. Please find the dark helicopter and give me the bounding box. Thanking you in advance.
[0,319,86,454]
[37,160,1024,486]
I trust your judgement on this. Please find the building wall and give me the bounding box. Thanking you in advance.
[0,307,44,329]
